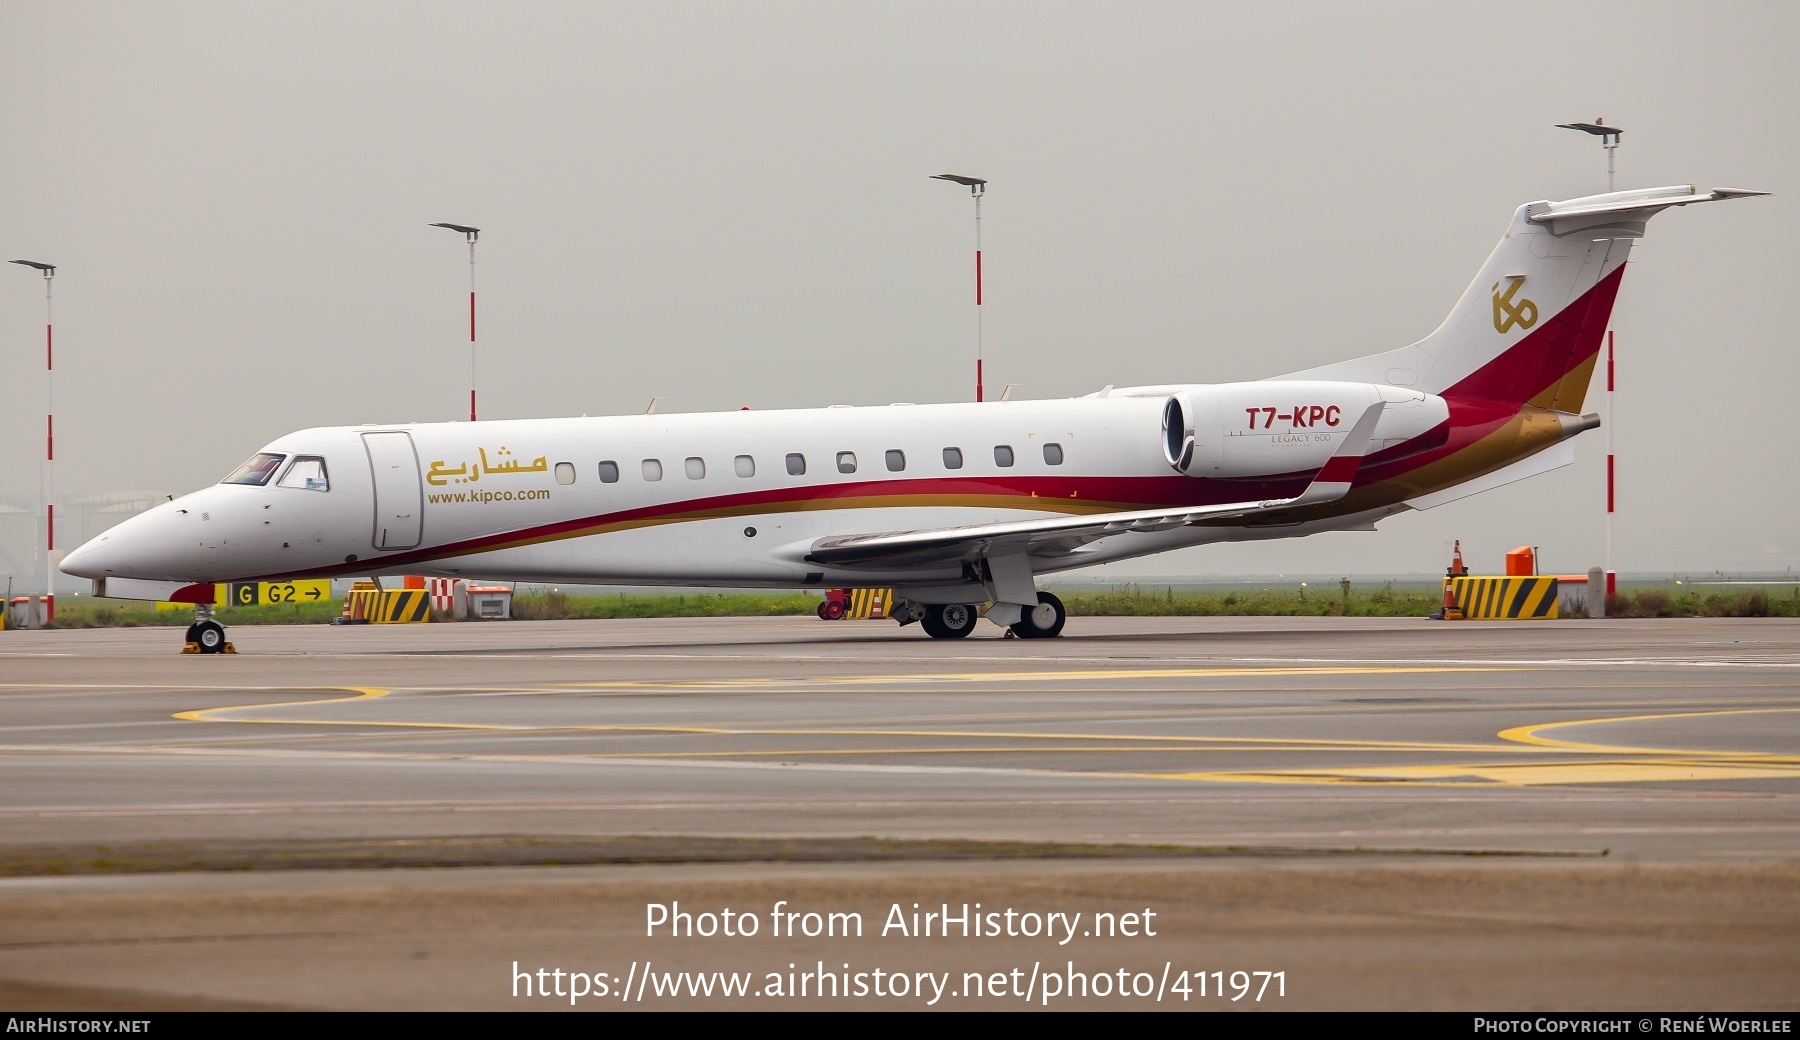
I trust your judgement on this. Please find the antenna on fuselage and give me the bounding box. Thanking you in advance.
[644,396,667,415]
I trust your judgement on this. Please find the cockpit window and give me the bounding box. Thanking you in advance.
[277,456,330,491]
[222,452,286,486]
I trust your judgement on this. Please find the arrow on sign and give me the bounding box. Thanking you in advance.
[306,587,323,600]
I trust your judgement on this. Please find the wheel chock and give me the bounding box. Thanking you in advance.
[181,642,201,654]
[222,642,237,654]
[180,641,238,654]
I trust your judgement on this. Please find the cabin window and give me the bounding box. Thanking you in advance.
[642,459,663,481]
[734,455,756,478]
[598,460,620,483]
[885,450,906,472]
[942,447,963,470]
[836,451,857,474]
[222,452,285,486]
[1043,443,1064,466]
[994,445,1015,468]
[786,453,807,476]
[685,457,706,480]
[554,462,576,485]
[276,456,329,492]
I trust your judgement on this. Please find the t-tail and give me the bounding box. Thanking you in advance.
[1284,185,1768,410]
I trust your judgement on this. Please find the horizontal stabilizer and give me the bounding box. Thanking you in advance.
[1527,185,1769,235]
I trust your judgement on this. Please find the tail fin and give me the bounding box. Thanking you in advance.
[1283,185,1767,409]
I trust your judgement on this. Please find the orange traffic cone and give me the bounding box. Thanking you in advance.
[1442,579,1464,621]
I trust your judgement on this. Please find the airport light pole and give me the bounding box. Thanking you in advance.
[931,174,987,402]
[10,260,56,618]
[430,223,481,421]
[1557,119,1623,598]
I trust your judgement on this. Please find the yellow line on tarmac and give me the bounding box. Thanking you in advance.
[552,665,1516,690]
[548,745,1577,761]
[133,692,1800,754]
[1497,708,1800,759]
[174,686,740,734]
[731,729,1515,752]
[173,687,393,723]
[1149,759,1800,788]
[164,685,1800,790]
[171,685,1531,751]
[763,691,1800,731]
[1141,708,1800,787]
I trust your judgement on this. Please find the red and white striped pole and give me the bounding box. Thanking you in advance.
[973,185,984,403]
[931,175,988,402]
[430,224,482,421]
[1605,328,1616,599]
[1557,120,1624,602]
[11,260,56,621]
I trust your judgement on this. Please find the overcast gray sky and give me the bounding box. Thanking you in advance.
[2,1,1793,582]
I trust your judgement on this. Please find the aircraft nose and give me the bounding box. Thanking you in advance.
[59,536,111,579]
[58,499,191,582]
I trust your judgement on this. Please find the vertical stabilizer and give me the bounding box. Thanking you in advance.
[1282,186,1766,409]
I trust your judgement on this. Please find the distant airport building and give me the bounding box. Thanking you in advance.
[0,490,167,594]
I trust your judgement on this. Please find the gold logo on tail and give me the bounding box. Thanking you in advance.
[1492,278,1539,333]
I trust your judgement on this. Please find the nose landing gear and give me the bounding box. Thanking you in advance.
[182,603,236,654]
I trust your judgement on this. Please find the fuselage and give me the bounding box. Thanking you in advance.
[61,385,1577,595]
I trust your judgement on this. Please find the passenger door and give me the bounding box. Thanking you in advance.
[362,432,423,550]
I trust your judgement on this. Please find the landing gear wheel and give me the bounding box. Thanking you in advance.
[1008,592,1066,639]
[192,620,228,654]
[921,603,977,639]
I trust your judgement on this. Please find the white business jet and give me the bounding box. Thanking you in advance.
[63,184,1764,650]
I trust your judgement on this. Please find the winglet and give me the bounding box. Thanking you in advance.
[1287,401,1384,507]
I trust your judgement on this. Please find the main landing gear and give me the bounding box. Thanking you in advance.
[182,603,235,654]
[1007,592,1066,639]
[918,593,1066,640]
[920,602,977,639]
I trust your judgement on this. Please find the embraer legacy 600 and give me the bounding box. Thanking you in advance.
[64,184,1765,650]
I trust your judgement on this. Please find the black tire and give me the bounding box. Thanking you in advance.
[1009,592,1066,639]
[194,620,228,654]
[817,601,832,620]
[183,623,201,645]
[920,603,977,639]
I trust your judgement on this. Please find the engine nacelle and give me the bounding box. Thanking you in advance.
[1161,381,1448,478]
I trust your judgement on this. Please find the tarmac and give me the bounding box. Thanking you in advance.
[0,615,1795,1009]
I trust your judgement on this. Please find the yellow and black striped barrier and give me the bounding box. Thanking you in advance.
[846,588,895,619]
[1447,576,1559,619]
[345,588,431,624]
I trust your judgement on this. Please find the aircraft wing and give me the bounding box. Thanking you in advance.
[804,402,1384,569]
